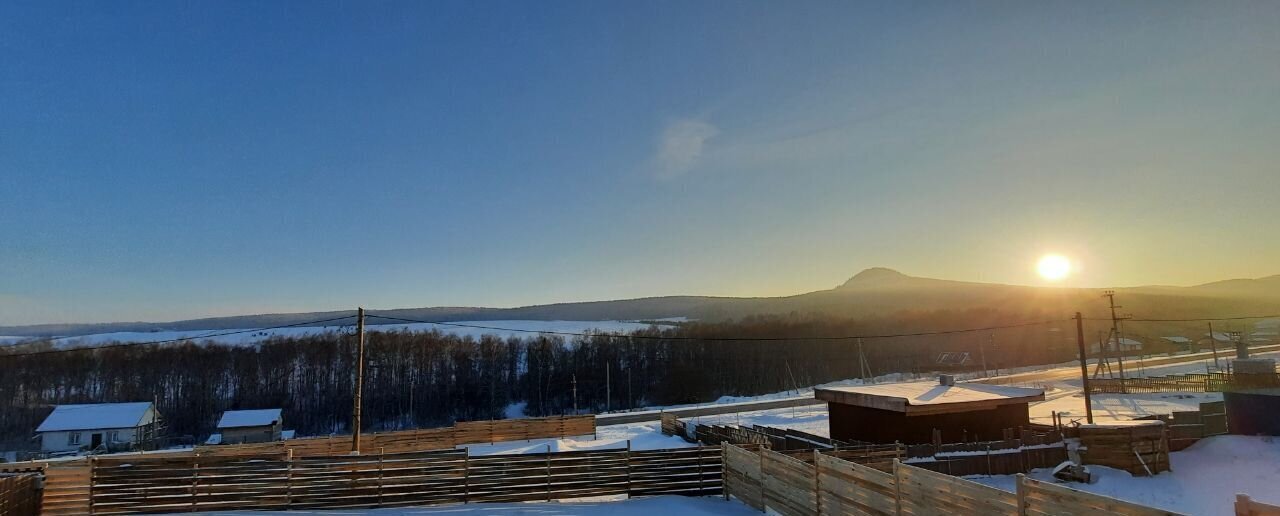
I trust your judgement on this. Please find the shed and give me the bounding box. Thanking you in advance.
[814,377,1044,444]
[1225,388,1280,436]
[216,409,284,444]
[35,402,161,453]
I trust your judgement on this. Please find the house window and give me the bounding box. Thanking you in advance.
[67,432,81,446]
[108,431,120,443]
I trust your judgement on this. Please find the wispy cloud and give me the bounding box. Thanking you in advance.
[653,118,719,180]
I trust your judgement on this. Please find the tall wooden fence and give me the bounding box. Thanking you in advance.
[25,444,718,514]
[0,473,41,516]
[722,443,1188,516]
[0,460,90,516]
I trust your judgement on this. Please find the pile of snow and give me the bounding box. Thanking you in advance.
[459,421,697,456]
[972,436,1280,516]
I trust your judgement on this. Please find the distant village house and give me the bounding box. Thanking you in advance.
[35,402,161,453]
[214,408,285,444]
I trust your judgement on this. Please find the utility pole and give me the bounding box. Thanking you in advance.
[1104,291,1128,392]
[352,307,366,453]
[1208,322,1220,369]
[980,333,991,378]
[856,338,873,380]
[571,374,578,415]
[1075,313,1094,424]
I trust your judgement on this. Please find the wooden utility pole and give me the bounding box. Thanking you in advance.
[1075,312,1094,424]
[1104,291,1128,392]
[980,333,992,378]
[1208,322,1220,369]
[352,307,366,453]
[571,374,578,415]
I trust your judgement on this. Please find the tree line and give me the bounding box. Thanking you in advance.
[0,308,1093,450]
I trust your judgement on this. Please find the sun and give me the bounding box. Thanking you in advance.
[1036,254,1071,282]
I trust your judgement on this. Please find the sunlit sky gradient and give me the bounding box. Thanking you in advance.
[3,1,1279,324]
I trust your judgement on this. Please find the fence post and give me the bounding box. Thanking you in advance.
[286,448,294,508]
[463,447,471,504]
[697,445,705,494]
[191,452,200,513]
[892,459,903,516]
[721,444,729,501]
[625,440,632,499]
[545,444,552,502]
[89,457,97,515]
[377,447,385,508]
[1015,474,1027,516]
[813,449,822,516]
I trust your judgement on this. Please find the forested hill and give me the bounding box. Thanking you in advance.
[4,268,1279,338]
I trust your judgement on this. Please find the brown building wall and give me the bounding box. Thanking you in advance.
[827,402,1030,444]
[222,423,281,444]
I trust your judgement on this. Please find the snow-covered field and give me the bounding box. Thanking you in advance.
[972,435,1280,516]
[204,495,758,515]
[0,319,684,349]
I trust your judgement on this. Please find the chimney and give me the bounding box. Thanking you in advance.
[938,374,955,386]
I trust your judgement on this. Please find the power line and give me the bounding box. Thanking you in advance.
[362,313,1067,342]
[1085,314,1280,323]
[0,315,359,358]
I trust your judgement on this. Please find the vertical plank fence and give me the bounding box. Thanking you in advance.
[719,443,1233,516]
[0,473,42,516]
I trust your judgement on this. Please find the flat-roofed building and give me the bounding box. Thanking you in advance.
[814,377,1044,444]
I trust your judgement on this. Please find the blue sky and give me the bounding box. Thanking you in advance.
[2,1,1279,324]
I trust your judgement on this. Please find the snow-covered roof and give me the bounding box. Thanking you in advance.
[1108,337,1143,348]
[1161,336,1191,343]
[217,409,283,429]
[815,381,1044,415]
[36,402,154,432]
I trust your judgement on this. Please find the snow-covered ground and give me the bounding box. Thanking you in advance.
[0,319,685,349]
[971,435,1280,516]
[459,421,696,455]
[204,495,757,515]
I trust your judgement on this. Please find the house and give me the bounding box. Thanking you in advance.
[215,409,284,444]
[35,402,160,453]
[814,376,1044,444]
[1091,336,1142,355]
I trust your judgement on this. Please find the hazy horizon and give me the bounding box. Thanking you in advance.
[4,1,1280,325]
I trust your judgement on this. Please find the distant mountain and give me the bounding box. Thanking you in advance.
[3,268,1278,338]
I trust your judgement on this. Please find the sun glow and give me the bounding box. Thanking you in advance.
[1036,254,1072,282]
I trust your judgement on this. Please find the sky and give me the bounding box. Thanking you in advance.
[2,1,1279,325]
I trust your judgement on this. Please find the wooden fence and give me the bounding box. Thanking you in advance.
[723,443,1188,516]
[194,415,595,457]
[1237,494,1280,516]
[0,473,41,516]
[0,460,90,516]
[11,444,718,514]
[1089,372,1279,394]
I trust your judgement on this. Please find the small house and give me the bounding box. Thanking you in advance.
[1091,336,1142,355]
[216,409,284,444]
[36,402,160,453]
[814,376,1044,444]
